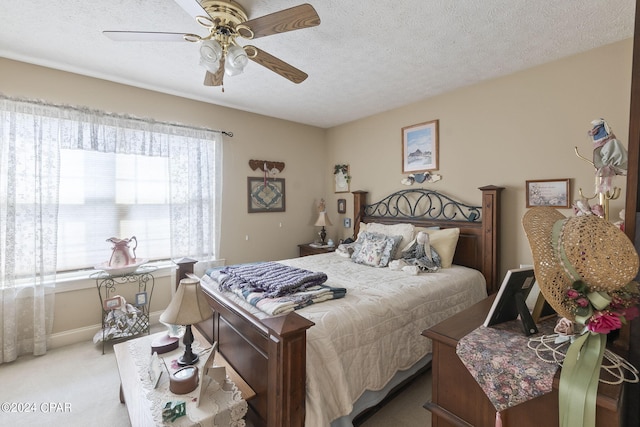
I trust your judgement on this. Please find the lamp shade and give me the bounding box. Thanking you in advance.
[314,211,333,227]
[160,278,213,326]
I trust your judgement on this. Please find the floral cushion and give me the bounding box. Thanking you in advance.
[364,223,415,259]
[351,232,402,267]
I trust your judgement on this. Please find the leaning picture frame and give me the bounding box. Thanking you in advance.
[402,120,439,173]
[135,292,148,306]
[247,177,286,213]
[197,342,226,407]
[525,178,571,208]
[484,267,538,336]
[103,296,122,311]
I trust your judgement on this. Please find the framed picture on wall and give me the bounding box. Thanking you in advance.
[402,120,439,173]
[525,178,570,208]
[334,164,350,193]
[337,198,346,214]
[247,177,286,213]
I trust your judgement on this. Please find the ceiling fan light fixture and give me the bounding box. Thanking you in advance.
[224,57,244,76]
[199,39,223,73]
[105,2,321,87]
[226,44,248,70]
[200,39,223,62]
[200,57,220,73]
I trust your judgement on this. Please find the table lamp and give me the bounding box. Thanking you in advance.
[314,199,333,245]
[160,278,213,366]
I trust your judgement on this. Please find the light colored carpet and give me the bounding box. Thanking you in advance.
[359,372,433,427]
[0,331,432,427]
[0,334,136,427]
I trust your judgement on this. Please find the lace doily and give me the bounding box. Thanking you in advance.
[128,337,247,426]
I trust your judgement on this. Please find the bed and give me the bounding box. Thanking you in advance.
[175,185,503,427]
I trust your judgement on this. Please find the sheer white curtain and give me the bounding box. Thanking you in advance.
[0,98,60,363]
[1,95,223,363]
[168,133,223,260]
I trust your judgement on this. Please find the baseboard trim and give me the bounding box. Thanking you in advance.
[48,310,164,349]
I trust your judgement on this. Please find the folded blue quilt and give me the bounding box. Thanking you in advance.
[207,262,347,315]
[218,261,328,298]
[230,284,346,316]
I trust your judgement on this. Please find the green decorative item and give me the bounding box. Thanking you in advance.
[162,401,187,423]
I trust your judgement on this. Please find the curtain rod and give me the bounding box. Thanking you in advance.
[0,93,234,137]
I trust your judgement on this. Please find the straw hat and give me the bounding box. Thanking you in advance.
[522,207,639,321]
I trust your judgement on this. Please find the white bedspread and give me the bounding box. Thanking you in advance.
[205,253,487,427]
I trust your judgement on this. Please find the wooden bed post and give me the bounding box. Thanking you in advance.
[262,314,314,427]
[352,190,368,238]
[478,185,503,295]
[174,257,197,290]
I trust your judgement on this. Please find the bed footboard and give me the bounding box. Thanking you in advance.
[175,260,314,427]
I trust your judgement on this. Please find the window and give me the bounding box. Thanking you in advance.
[1,95,224,362]
[1,95,223,278]
[57,150,171,272]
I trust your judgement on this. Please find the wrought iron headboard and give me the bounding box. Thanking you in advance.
[358,188,482,224]
[352,186,503,295]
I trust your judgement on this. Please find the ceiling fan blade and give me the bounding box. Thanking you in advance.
[247,46,308,84]
[174,0,210,20]
[103,31,189,42]
[239,4,320,39]
[203,61,225,86]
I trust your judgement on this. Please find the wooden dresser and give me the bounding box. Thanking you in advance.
[422,297,626,427]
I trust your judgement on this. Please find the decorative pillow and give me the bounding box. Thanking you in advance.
[356,222,368,240]
[425,228,460,268]
[364,223,415,259]
[351,232,402,267]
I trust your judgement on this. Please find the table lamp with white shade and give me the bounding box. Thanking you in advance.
[159,277,213,366]
[314,199,333,245]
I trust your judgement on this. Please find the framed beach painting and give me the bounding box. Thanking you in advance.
[402,120,439,173]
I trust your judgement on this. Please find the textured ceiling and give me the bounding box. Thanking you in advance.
[0,0,635,128]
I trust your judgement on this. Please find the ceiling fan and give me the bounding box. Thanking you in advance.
[103,0,320,89]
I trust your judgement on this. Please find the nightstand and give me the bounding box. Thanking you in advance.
[422,297,625,427]
[298,243,336,257]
